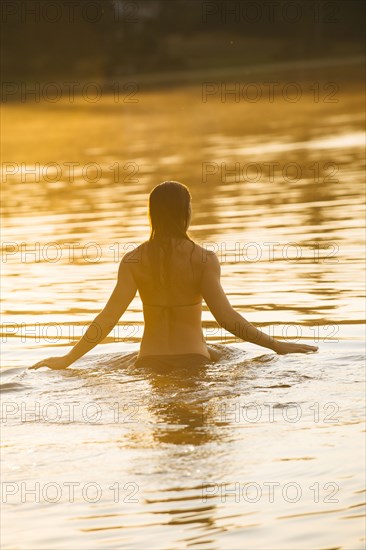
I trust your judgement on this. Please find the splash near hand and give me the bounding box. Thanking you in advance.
[30,356,71,370]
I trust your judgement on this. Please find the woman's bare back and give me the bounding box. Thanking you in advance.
[130,238,211,358]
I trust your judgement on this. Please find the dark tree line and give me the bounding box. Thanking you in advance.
[1,0,365,80]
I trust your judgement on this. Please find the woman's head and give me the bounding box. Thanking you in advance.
[149,181,192,239]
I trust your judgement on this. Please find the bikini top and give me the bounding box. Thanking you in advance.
[143,301,201,309]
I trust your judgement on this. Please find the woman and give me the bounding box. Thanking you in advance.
[31,181,317,370]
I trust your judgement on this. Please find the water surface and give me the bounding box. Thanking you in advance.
[1,67,365,549]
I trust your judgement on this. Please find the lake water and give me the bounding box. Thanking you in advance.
[1,64,365,549]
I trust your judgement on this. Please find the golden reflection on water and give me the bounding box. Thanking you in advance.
[2,74,365,357]
[1,67,365,549]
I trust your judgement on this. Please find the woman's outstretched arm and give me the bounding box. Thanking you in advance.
[30,255,137,369]
[201,251,318,354]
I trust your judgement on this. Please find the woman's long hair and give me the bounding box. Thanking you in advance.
[148,181,195,288]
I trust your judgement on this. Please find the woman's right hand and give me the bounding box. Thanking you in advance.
[274,341,318,354]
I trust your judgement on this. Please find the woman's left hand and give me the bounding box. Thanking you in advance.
[30,355,71,370]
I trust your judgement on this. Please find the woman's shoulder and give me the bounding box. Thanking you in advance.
[121,242,148,264]
[189,241,220,266]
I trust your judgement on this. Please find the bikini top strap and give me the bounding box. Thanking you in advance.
[143,301,201,308]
